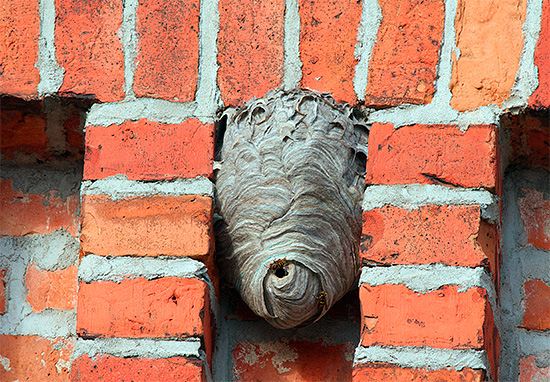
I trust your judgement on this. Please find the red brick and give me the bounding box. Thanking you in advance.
[504,111,550,170]
[0,335,74,381]
[0,269,6,315]
[522,279,550,330]
[529,0,550,109]
[360,284,496,350]
[0,104,47,160]
[134,0,200,102]
[519,355,550,382]
[364,0,444,107]
[518,189,550,250]
[77,277,211,344]
[361,205,498,273]
[0,0,40,98]
[450,0,528,111]
[25,264,77,312]
[218,0,285,106]
[299,0,362,104]
[71,354,206,382]
[0,178,80,237]
[80,194,213,262]
[84,119,214,181]
[365,123,498,190]
[56,0,125,102]
[352,364,486,382]
[233,339,354,381]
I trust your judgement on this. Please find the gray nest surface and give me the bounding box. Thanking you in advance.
[215,88,367,329]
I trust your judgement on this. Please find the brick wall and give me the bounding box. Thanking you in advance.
[1,0,549,381]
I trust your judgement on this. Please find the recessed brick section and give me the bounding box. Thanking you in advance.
[0,0,40,98]
[134,0,200,102]
[518,189,550,250]
[299,0,362,104]
[77,277,210,341]
[0,269,6,315]
[504,111,550,170]
[360,284,497,350]
[218,0,285,106]
[233,339,354,381]
[450,0,528,111]
[80,194,214,261]
[352,364,486,382]
[364,0,444,107]
[84,119,215,181]
[365,123,498,190]
[0,336,74,381]
[522,279,550,330]
[361,205,498,273]
[529,0,550,109]
[25,264,78,312]
[0,178,80,237]
[56,0,125,102]
[71,354,206,382]
[519,355,550,382]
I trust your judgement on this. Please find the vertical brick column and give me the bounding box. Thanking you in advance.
[353,123,501,381]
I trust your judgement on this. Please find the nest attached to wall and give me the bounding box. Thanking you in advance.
[215,88,367,329]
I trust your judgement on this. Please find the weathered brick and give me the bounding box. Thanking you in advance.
[134,0,200,102]
[77,277,211,342]
[0,178,80,237]
[218,0,285,106]
[80,194,213,262]
[361,205,498,274]
[352,364,486,382]
[71,354,206,382]
[25,264,77,312]
[518,189,550,250]
[450,0,528,111]
[299,0,362,104]
[359,284,496,350]
[0,0,40,98]
[84,119,214,181]
[529,0,550,109]
[233,339,354,381]
[519,355,550,382]
[0,335,74,381]
[522,279,550,330]
[56,0,125,102]
[0,269,6,315]
[364,0,445,107]
[365,123,498,190]
[0,102,47,160]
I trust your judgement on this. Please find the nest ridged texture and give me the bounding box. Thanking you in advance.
[215,88,366,329]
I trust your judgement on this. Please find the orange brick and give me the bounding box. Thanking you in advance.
[359,284,495,350]
[71,354,206,382]
[518,189,550,250]
[364,0,444,107]
[25,264,77,312]
[0,178,80,237]
[233,339,354,381]
[56,0,125,102]
[365,123,498,190]
[450,0,528,111]
[0,0,40,98]
[80,194,213,261]
[361,205,498,272]
[0,269,6,315]
[218,0,285,106]
[299,0,362,104]
[0,335,74,381]
[83,119,214,181]
[529,0,550,109]
[352,364,486,382]
[519,355,550,382]
[77,277,211,342]
[522,279,550,330]
[134,0,200,102]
